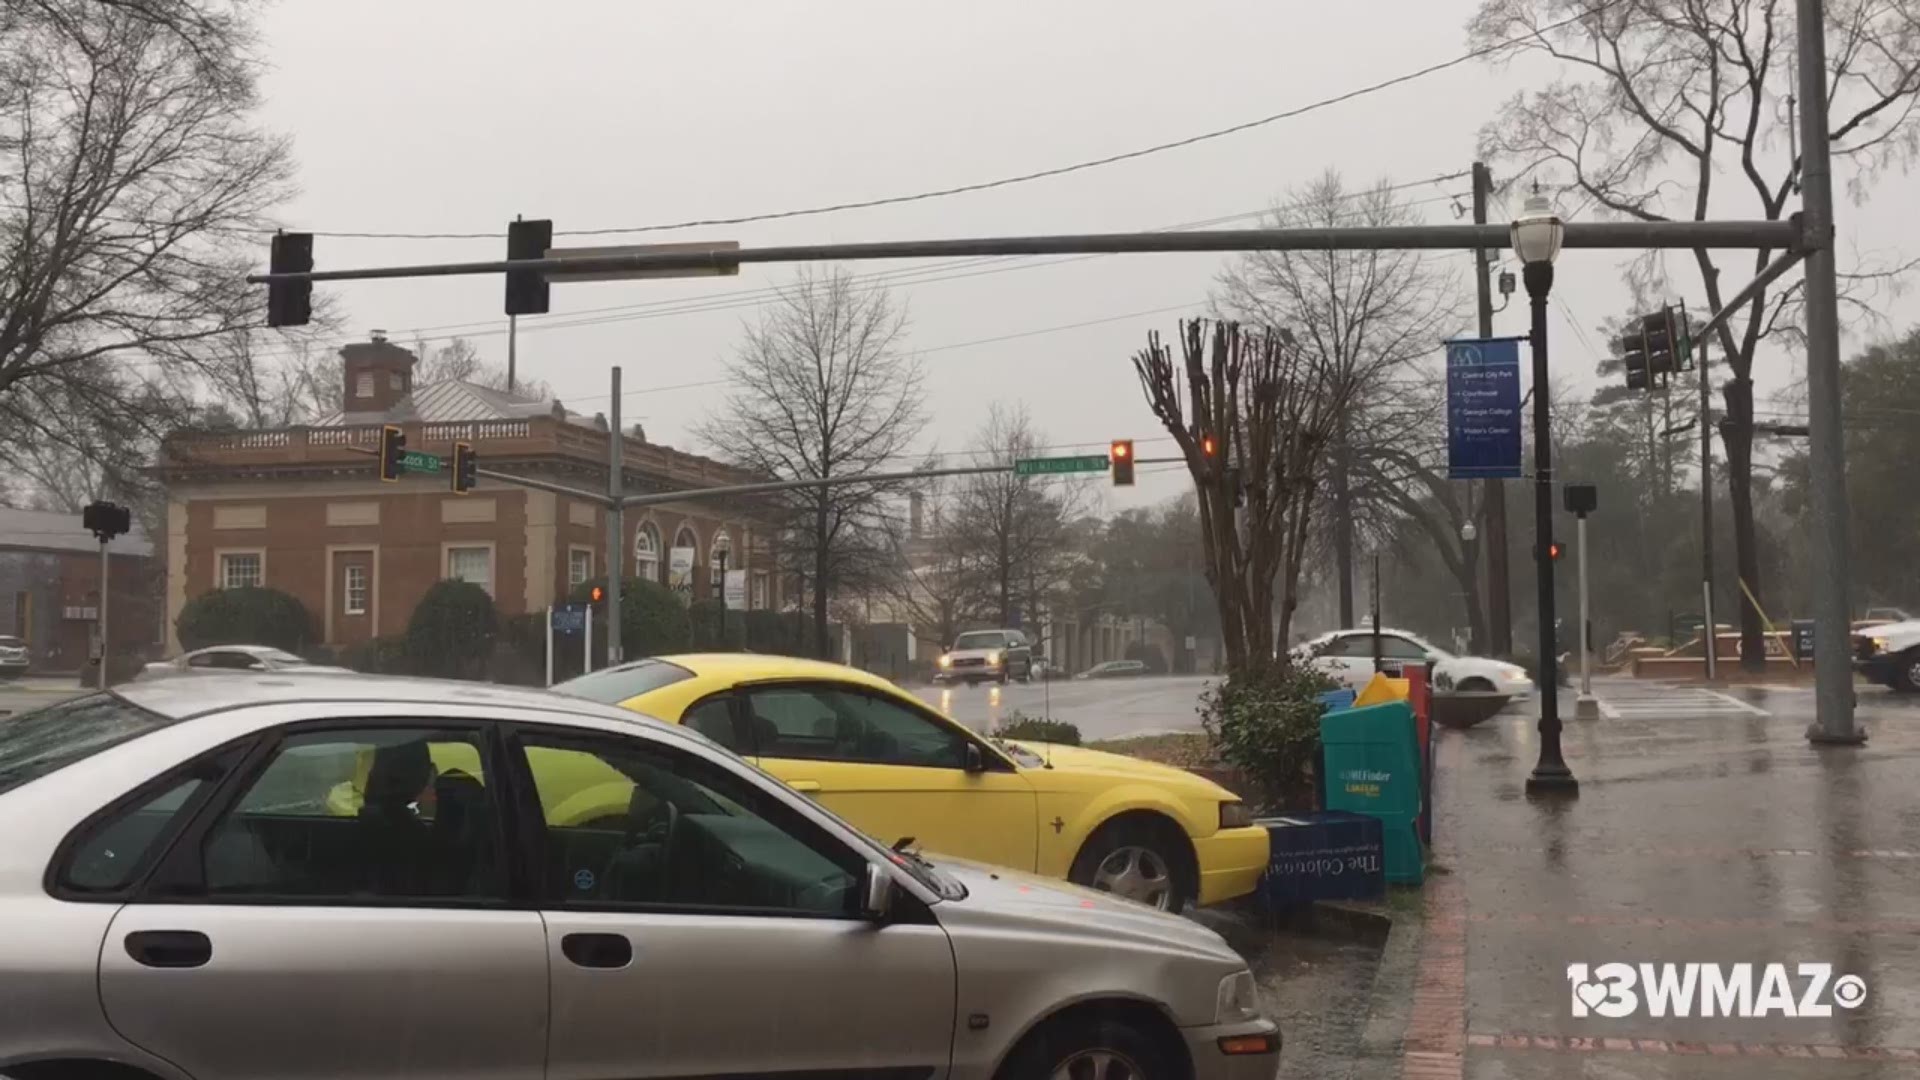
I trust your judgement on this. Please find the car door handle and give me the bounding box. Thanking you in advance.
[561,932,633,969]
[788,779,822,793]
[125,930,212,969]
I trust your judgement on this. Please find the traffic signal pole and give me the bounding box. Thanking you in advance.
[606,365,624,668]
[1697,332,1718,682]
[97,537,109,689]
[1472,162,1512,658]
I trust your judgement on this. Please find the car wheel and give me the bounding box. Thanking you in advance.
[1069,819,1192,912]
[1001,1015,1174,1080]
[1457,677,1494,692]
[1894,651,1920,694]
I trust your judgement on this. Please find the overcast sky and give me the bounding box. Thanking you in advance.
[254,0,1919,510]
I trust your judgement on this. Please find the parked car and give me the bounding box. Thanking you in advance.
[0,677,1277,1079]
[1854,618,1920,693]
[1077,659,1149,679]
[556,654,1270,911]
[0,635,28,679]
[135,644,351,680]
[934,628,1035,684]
[1293,628,1536,696]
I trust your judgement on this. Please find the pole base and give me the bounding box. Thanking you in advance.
[1805,724,1868,746]
[1574,694,1601,719]
[1525,769,1580,796]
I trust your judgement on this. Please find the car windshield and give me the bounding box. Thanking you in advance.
[259,649,307,665]
[554,659,697,704]
[0,635,23,647]
[0,693,180,798]
[953,632,1008,650]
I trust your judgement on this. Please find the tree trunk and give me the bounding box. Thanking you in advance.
[1722,376,1767,671]
[813,502,832,661]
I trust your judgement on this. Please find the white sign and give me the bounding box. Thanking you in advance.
[724,569,748,611]
[668,547,696,594]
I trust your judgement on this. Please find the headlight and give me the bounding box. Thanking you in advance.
[1220,801,1255,829]
[1870,637,1889,653]
[1216,970,1261,1024]
[986,650,1001,665]
[1502,667,1530,682]
[937,655,951,668]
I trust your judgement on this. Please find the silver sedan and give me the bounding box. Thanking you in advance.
[135,644,353,680]
[0,675,1278,1080]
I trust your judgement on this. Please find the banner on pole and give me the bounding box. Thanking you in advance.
[1445,337,1524,480]
[724,569,748,611]
[668,547,696,594]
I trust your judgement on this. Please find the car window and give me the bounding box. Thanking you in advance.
[190,727,503,902]
[681,694,742,753]
[745,685,967,769]
[554,658,696,704]
[57,766,230,894]
[953,632,1007,650]
[516,732,861,917]
[189,651,260,670]
[1381,636,1430,660]
[259,649,307,665]
[0,694,180,798]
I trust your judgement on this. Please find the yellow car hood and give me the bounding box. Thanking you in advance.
[1001,740,1232,798]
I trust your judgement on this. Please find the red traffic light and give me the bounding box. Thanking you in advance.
[1547,541,1565,561]
[1110,440,1130,459]
[1110,439,1135,487]
[1201,433,1218,457]
[589,586,605,604]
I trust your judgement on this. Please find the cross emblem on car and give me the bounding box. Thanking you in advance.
[1050,817,1065,834]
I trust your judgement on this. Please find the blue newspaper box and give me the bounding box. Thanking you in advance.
[1256,811,1386,906]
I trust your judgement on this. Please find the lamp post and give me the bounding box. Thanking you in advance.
[1511,191,1578,796]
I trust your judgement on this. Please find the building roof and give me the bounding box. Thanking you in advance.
[314,379,567,428]
[0,506,154,557]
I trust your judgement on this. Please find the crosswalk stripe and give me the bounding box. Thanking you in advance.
[1594,686,1769,718]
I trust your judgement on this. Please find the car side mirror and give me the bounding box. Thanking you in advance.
[964,742,986,774]
[861,863,894,921]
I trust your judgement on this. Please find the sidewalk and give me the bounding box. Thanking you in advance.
[1392,676,1920,1078]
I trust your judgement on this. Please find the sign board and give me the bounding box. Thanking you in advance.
[1014,454,1110,477]
[1445,338,1523,480]
[402,450,442,474]
[551,606,586,635]
[724,569,748,611]
[668,547,696,594]
[546,241,742,283]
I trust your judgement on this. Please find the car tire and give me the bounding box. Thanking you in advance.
[1069,818,1194,912]
[1893,650,1920,694]
[1000,1015,1175,1080]
[1457,677,1494,692]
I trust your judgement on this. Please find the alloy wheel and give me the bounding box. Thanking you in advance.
[1091,845,1173,909]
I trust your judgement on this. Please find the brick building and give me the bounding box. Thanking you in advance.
[156,336,780,652]
[0,506,161,671]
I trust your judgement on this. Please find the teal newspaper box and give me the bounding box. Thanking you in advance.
[1319,699,1425,884]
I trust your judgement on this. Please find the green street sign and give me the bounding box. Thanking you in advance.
[1014,454,1110,477]
[402,450,442,473]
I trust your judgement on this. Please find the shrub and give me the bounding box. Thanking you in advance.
[406,580,499,679]
[1125,640,1169,673]
[997,712,1082,745]
[341,634,412,675]
[1198,661,1338,812]
[568,577,691,660]
[176,587,316,653]
[743,609,816,657]
[689,599,747,651]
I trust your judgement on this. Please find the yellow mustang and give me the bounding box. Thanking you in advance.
[550,654,1270,910]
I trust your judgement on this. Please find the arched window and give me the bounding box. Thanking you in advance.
[634,522,661,583]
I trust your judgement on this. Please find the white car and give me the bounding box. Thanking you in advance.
[1293,628,1536,696]
[1855,619,1920,693]
[136,645,353,680]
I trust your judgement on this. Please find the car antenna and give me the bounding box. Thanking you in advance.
[891,835,917,852]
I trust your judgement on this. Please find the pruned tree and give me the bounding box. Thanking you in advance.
[1132,320,1351,671]
[695,266,927,656]
[0,0,294,478]
[944,403,1090,630]
[1213,170,1464,627]
[1469,0,1920,667]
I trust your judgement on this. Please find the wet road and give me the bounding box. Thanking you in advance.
[1428,676,1920,1077]
[906,674,1218,740]
[0,675,83,716]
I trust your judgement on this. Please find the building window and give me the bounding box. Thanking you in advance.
[569,548,593,587]
[343,565,369,615]
[447,546,492,594]
[635,522,661,584]
[355,371,375,399]
[388,372,403,392]
[751,571,768,611]
[220,552,263,590]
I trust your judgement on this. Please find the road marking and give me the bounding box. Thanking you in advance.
[1592,684,1768,719]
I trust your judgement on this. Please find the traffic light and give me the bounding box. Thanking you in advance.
[451,441,477,494]
[378,424,406,482]
[589,585,605,605]
[505,218,554,316]
[1200,432,1219,458]
[1643,307,1678,375]
[82,501,132,543]
[1110,439,1134,486]
[1618,325,1650,390]
[1547,540,1565,561]
[267,231,313,328]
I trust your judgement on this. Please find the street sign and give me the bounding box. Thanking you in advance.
[1014,454,1110,477]
[401,450,442,473]
[546,241,742,283]
[552,606,586,634]
[1445,337,1523,480]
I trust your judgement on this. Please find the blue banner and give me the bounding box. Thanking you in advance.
[1446,338,1523,480]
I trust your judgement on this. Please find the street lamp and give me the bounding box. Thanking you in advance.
[1511,189,1577,796]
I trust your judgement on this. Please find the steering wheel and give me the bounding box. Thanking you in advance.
[626,799,678,849]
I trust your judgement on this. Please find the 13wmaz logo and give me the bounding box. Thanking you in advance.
[1567,963,1868,1018]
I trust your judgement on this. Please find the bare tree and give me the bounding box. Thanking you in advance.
[882,478,989,651]
[1133,321,1352,671]
[1213,170,1464,627]
[0,0,294,473]
[414,336,552,401]
[695,266,927,655]
[944,403,1091,628]
[1469,0,1920,667]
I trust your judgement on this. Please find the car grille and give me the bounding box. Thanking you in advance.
[951,657,987,668]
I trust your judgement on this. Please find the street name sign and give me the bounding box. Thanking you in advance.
[402,450,442,474]
[1445,337,1524,480]
[1014,454,1110,477]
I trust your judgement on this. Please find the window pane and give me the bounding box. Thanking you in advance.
[0,694,179,797]
[344,566,368,614]
[62,776,205,892]
[681,696,741,753]
[746,687,965,769]
[447,548,491,591]
[519,735,858,916]
[568,550,592,586]
[1382,636,1430,660]
[222,554,262,590]
[200,728,501,901]
[554,659,695,706]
